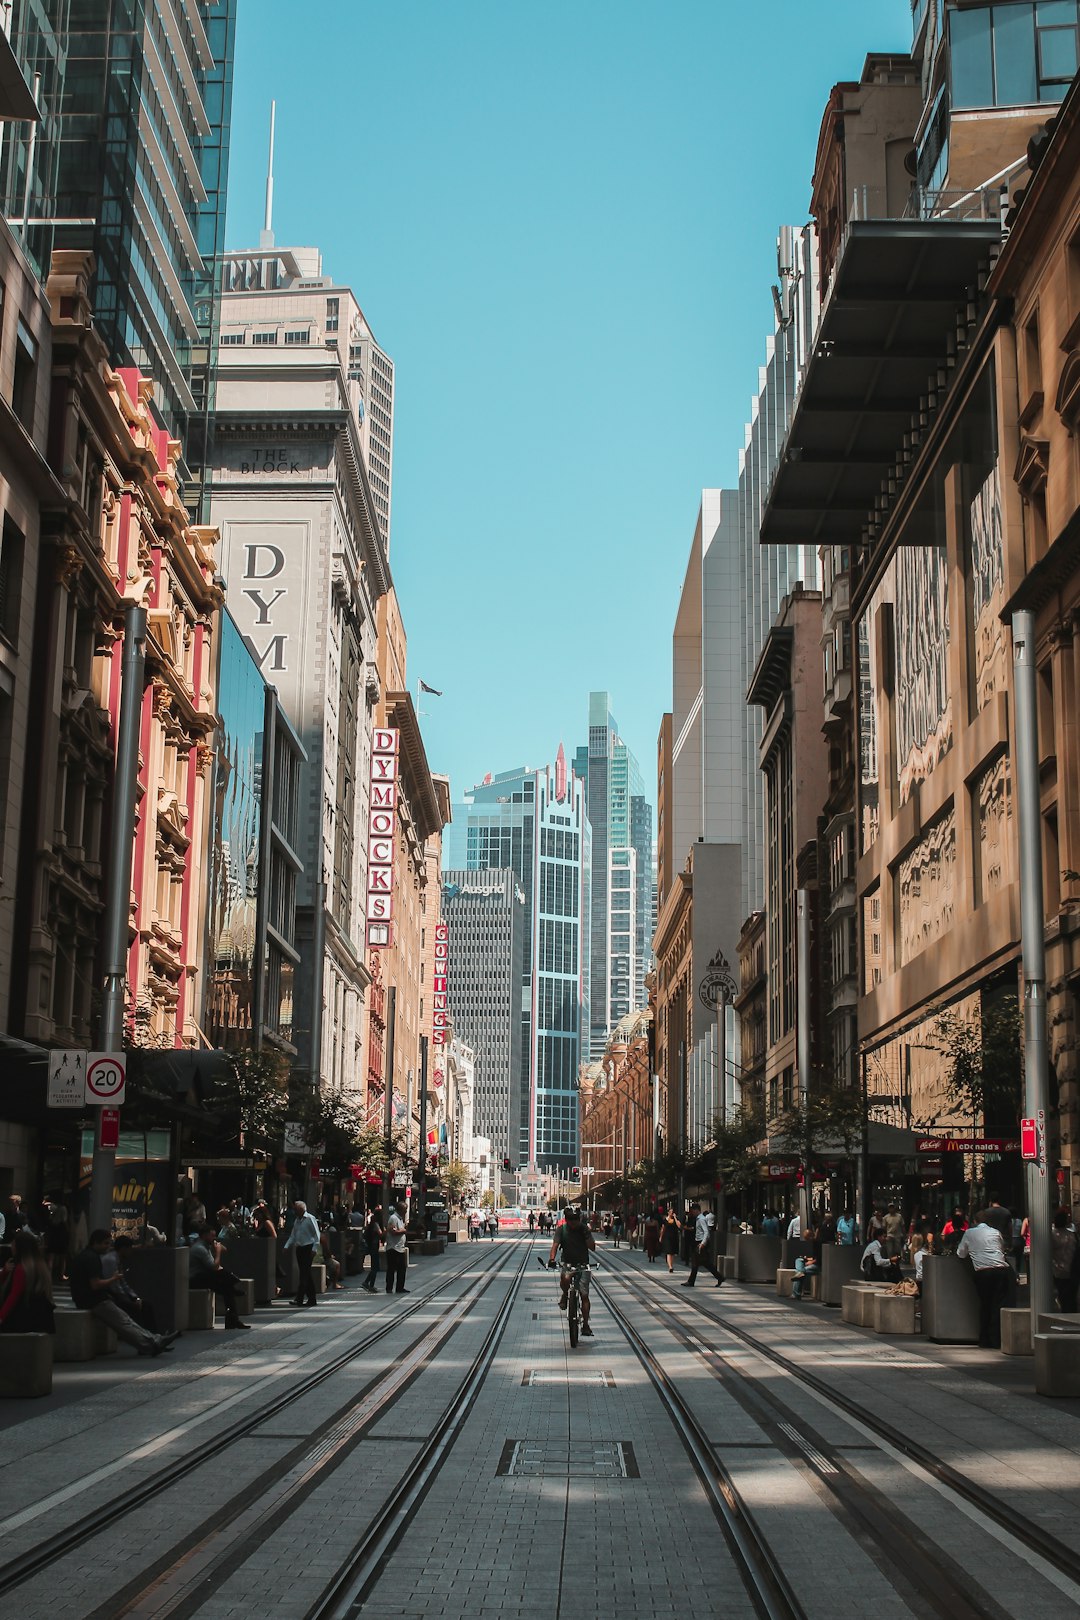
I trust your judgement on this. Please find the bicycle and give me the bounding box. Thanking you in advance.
[538,1256,597,1347]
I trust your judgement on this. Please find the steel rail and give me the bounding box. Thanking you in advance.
[607,1252,1080,1593]
[0,1245,512,1602]
[592,1274,806,1620]
[605,1263,1017,1620]
[306,1246,531,1620]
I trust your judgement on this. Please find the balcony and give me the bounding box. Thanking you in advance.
[761,209,1003,552]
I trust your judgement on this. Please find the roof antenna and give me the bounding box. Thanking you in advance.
[260,99,276,249]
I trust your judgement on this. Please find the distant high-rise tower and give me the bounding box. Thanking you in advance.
[441,870,526,1168]
[574,694,654,1058]
[446,751,590,1170]
[0,1,238,512]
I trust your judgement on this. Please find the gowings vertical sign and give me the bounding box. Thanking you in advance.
[433,922,449,1045]
[366,727,399,948]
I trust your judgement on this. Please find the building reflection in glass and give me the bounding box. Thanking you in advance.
[894,543,952,804]
[208,615,264,1047]
[898,805,956,967]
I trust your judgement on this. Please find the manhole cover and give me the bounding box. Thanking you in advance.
[496,1440,638,1478]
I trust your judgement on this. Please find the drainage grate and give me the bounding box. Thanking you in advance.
[521,1369,615,1387]
[497,1440,638,1478]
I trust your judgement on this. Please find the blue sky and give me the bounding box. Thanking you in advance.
[225,0,912,806]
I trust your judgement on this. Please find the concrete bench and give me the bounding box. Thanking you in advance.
[187,1289,216,1330]
[1001,1307,1033,1357]
[54,1309,97,1362]
[0,1333,53,1396]
[873,1292,919,1334]
[93,1319,118,1356]
[214,1278,254,1318]
[310,1263,326,1294]
[776,1267,820,1300]
[406,1238,446,1256]
[841,1282,879,1324]
[721,1256,736,1280]
[1034,1332,1080,1397]
[1036,1312,1080,1335]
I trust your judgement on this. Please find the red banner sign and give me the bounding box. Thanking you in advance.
[916,1137,1020,1153]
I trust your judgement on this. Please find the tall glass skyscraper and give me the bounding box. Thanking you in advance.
[0,1,237,511]
[446,749,590,1170]
[574,693,654,1058]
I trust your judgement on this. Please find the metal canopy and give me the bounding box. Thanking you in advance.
[0,33,39,122]
[760,219,1001,547]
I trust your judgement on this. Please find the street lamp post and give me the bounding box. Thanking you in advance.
[699,949,738,1243]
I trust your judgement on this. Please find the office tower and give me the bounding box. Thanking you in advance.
[0,2,237,509]
[210,242,392,1097]
[441,870,526,1168]
[447,750,590,1169]
[220,244,394,551]
[573,693,654,1057]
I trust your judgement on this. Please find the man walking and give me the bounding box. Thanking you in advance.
[385,1201,409,1294]
[683,1202,722,1287]
[70,1231,177,1356]
[284,1200,321,1307]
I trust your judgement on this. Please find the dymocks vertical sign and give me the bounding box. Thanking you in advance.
[366,728,399,948]
[432,922,449,1045]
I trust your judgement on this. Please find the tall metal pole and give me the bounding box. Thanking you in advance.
[417,1035,429,1228]
[381,985,397,1218]
[796,888,812,1231]
[91,604,147,1233]
[1012,611,1055,1328]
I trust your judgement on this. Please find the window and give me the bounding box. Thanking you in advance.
[285,329,310,346]
[253,330,278,346]
[12,316,37,430]
[220,331,245,346]
[0,516,24,644]
[951,4,1080,110]
[326,296,339,333]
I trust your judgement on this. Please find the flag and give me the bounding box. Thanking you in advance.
[419,679,442,696]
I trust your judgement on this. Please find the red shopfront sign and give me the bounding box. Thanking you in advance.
[366,728,399,949]
[432,922,449,1046]
[916,1137,1020,1153]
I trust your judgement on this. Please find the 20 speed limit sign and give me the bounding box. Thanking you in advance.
[85,1052,126,1106]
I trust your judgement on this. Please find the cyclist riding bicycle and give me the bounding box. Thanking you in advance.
[548,1206,596,1337]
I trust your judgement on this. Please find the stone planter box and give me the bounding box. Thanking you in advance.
[187,1290,215,1330]
[821,1246,865,1306]
[54,1310,96,1362]
[1036,1312,1080,1334]
[125,1245,191,1332]
[873,1292,919,1334]
[0,1333,52,1396]
[219,1235,276,1304]
[776,1267,819,1300]
[921,1253,981,1344]
[214,1278,255,1317]
[841,1282,879,1324]
[780,1238,810,1268]
[1034,1332,1080,1396]
[734,1234,781,1283]
[1001,1307,1033,1356]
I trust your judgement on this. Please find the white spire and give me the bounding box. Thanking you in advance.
[260,99,276,248]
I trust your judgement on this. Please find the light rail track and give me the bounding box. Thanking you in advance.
[603,1253,1080,1609]
[0,1244,514,1604]
[592,1272,807,1620]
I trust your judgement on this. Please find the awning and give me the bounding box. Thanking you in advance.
[760,219,1002,548]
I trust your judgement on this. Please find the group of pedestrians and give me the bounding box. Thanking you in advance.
[467,1210,500,1240]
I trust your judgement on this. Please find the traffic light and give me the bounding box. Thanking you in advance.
[571,1166,580,1179]
[502,1156,512,1171]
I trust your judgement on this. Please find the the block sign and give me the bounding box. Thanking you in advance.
[432,922,449,1045]
[366,728,399,948]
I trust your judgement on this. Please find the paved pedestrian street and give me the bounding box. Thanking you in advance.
[1,1238,1079,1620]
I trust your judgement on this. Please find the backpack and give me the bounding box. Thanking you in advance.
[861,1251,877,1278]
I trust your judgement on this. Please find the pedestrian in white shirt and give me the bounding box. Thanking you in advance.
[284,1200,322,1307]
[683,1203,722,1288]
[956,1219,1011,1348]
[385,1202,409,1294]
[786,1213,801,1240]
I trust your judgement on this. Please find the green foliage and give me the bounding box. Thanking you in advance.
[207,1049,289,1146]
[299,1091,407,1175]
[441,1160,471,1203]
[481,1188,495,1209]
[772,1083,866,1162]
[706,1101,766,1193]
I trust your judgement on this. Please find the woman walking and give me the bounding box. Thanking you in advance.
[660,1207,681,1275]
[643,1209,660,1263]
